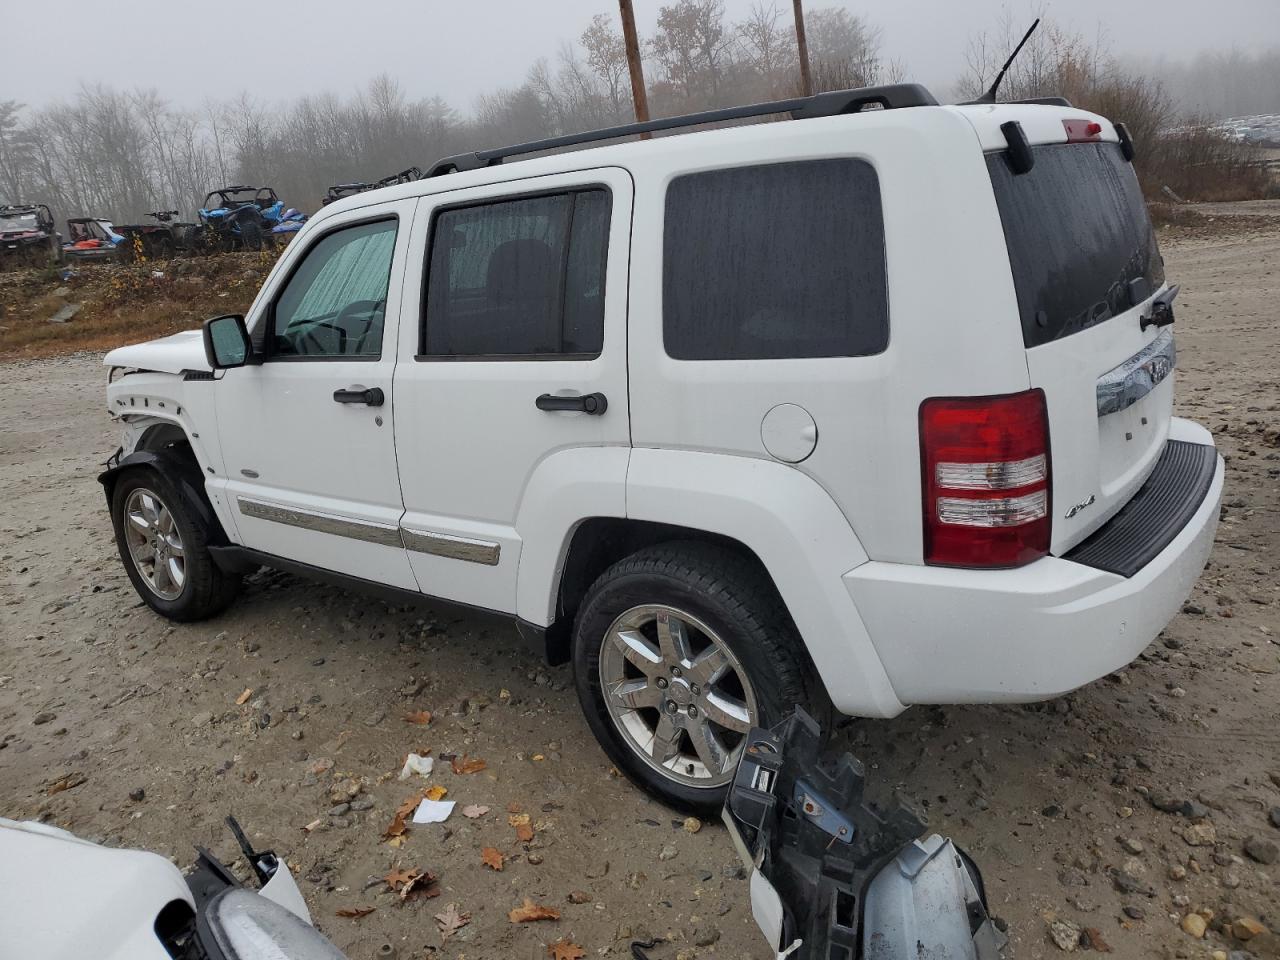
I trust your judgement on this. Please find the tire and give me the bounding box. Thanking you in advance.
[572,541,826,813]
[110,467,240,622]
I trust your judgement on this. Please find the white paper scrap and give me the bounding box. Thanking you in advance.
[412,798,455,824]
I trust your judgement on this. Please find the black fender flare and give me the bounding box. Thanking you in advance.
[98,448,229,546]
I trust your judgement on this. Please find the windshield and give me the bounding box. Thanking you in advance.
[986,141,1164,348]
[0,213,39,232]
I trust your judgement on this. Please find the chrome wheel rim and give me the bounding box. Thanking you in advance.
[122,487,186,601]
[599,604,758,789]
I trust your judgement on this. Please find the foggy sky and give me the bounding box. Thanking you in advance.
[8,0,1279,110]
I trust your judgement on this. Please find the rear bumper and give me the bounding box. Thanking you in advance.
[844,419,1222,705]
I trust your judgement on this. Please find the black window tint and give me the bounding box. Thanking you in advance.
[272,219,397,359]
[423,189,610,358]
[663,159,888,360]
[987,142,1164,348]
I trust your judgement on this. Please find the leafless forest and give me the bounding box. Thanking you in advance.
[1,2,1276,220]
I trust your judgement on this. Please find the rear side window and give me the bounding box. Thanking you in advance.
[987,141,1164,348]
[421,189,610,359]
[663,159,888,360]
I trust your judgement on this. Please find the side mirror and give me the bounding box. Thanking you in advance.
[203,314,252,369]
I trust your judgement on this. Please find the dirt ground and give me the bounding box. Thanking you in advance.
[2,214,1279,960]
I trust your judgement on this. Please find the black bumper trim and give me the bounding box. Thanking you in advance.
[1062,439,1217,578]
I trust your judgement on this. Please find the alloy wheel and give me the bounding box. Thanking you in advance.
[122,487,186,601]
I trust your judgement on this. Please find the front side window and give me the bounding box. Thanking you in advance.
[271,219,398,359]
[663,159,889,360]
[422,189,610,358]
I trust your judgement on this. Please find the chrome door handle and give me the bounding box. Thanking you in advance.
[535,392,607,415]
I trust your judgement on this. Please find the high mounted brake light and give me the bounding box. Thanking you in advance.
[920,390,1051,568]
[1063,119,1103,142]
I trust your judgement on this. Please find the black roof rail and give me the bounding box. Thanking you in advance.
[426,82,937,178]
[1010,95,1072,107]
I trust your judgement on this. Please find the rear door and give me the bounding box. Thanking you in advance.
[392,168,632,612]
[985,133,1173,553]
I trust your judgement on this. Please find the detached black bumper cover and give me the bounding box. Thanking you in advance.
[1064,439,1217,577]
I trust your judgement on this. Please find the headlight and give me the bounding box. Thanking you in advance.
[203,888,347,960]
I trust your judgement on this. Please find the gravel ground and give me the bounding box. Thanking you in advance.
[1,221,1278,960]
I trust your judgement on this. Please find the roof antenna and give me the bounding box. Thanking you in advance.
[974,18,1041,104]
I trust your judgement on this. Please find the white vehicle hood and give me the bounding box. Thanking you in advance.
[0,817,193,960]
[104,329,209,374]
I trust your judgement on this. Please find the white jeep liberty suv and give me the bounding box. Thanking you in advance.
[101,84,1223,810]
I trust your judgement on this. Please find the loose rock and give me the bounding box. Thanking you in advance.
[1048,919,1081,951]
[1243,835,1278,865]
[1181,913,1207,938]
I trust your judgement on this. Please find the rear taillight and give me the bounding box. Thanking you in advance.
[920,389,1051,568]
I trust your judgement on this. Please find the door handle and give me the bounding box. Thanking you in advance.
[535,392,607,416]
[333,386,385,406]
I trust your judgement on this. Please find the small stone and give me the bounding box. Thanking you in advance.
[567,890,592,904]
[290,730,303,741]
[683,816,703,834]
[328,803,351,817]
[128,787,145,802]
[1048,918,1081,951]
[349,796,374,812]
[1232,918,1267,941]
[191,711,214,727]
[363,710,386,727]
[1150,792,1185,813]
[1183,822,1217,846]
[311,658,325,666]
[1181,913,1207,939]
[32,711,56,725]
[1042,803,1063,818]
[1168,686,1187,698]
[1181,602,1205,615]
[527,853,544,865]
[1182,801,1210,820]
[1269,807,1280,829]
[693,926,721,947]
[1243,836,1278,864]
[658,844,678,862]
[1122,906,1144,921]
[1119,837,1144,855]
[1222,872,1241,889]
[1169,864,1187,881]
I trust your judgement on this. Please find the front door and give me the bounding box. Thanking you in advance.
[212,200,419,590]
[393,168,633,612]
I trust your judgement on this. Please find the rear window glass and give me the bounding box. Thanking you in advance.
[663,159,888,360]
[987,141,1164,348]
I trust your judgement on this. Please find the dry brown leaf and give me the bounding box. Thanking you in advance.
[382,813,410,841]
[47,773,87,796]
[462,804,490,819]
[435,902,471,942]
[481,846,505,871]
[548,941,586,960]
[384,868,419,891]
[450,754,487,775]
[235,687,253,705]
[395,793,424,820]
[507,801,523,814]
[403,709,432,725]
[509,898,561,923]
[335,906,375,919]
[424,784,448,801]
[508,813,531,827]
[516,822,535,842]
[401,870,441,901]
[387,834,406,848]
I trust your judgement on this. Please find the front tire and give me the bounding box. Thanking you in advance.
[572,542,823,813]
[110,468,240,621]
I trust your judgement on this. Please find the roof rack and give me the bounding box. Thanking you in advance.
[427,83,937,177]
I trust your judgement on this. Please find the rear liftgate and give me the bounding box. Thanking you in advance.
[724,710,1007,960]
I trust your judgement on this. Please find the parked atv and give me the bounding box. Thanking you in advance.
[0,203,61,267]
[114,210,202,258]
[62,217,128,262]
[198,186,284,251]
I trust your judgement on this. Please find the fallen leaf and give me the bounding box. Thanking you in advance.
[335,906,375,919]
[462,804,490,819]
[435,903,471,942]
[382,813,410,841]
[509,898,561,923]
[450,754,487,775]
[396,793,425,820]
[516,822,535,842]
[481,846,505,871]
[507,801,523,814]
[532,754,545,761]
[384,868,420,891]
[235,687,253,705]
[425,785,448,801]
[387,835,406,848]
[403,709,432,725]
[508,813,531,827]
[548,941,586,960]
[401,870,441,901]
[47,773,87,795]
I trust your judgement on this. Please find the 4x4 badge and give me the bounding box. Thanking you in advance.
[1065,494,1096,519]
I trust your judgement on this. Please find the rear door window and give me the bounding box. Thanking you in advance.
[987,142,1164,348]
[662,159,888,360]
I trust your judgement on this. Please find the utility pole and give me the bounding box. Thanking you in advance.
[792,0,813,97]
[618,0,652,136]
